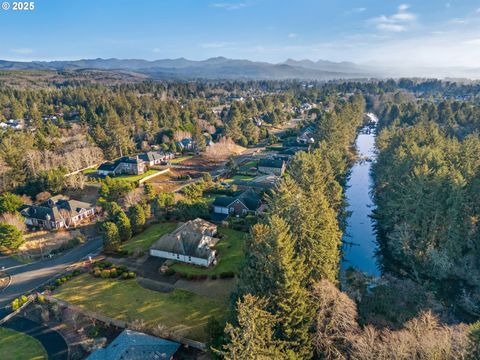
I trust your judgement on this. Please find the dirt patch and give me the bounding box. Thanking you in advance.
[19,230,83,259]
[64,184,100,204]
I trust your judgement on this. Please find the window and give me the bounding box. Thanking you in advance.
[188,256,191,262]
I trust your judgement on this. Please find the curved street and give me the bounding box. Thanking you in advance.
[0,237,102,308]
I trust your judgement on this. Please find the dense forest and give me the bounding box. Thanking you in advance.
[373,99,480,318]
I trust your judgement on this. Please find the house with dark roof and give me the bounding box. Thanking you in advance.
[21,195,96,230]
[212,189,262,217]
[150,218,219,267]
[139,151,174,166]
[258,158,286,176]
[87,329,180,360]
[176,138,193,151]
[97,156,146,177]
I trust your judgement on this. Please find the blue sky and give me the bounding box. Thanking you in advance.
[1,0,480,67]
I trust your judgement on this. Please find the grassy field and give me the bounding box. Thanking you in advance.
[53,275,227,341]
[171,227,246,276]
[0,327,47,360]
[121,222,178,254]
[168,155,193,164]
[224,174,256,183]
[114,169,162,183]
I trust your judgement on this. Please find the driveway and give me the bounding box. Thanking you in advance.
[0,237,102,307]
[2,316,68,360]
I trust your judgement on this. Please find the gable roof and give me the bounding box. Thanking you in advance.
[139,151,165,163]
[150,218,219,260]
[87,330,180,360]
[98,156,144,172]
[213,189,261,211]
[258,158,285,169]
[21,196,94,222]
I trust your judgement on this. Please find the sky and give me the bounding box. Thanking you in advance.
[1,0,480,68]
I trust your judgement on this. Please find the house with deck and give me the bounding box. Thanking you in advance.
[150,218,219,267]
[21,195,96,230]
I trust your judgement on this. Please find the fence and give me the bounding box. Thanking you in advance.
[43,294,206,350]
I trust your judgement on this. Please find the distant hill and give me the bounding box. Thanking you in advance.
[0,57,376,80]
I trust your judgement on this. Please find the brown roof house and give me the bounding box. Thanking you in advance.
[21,195,96,230]
[149,218,219,267]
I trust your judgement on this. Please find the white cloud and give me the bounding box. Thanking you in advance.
[201,41,236,48]
[369,4,417,32]
[210,2,247,10]
[11,48,34,55]
[345,7,366,15]
[288,33,298,39]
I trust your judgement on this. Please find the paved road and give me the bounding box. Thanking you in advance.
[0,237,102,307]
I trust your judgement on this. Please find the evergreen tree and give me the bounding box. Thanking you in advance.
[0,223,24,251]
[100,221,120,252]
[128,204,146,235]
[114,211,132,242]
[219,294,289,360]
[0,192,23,214]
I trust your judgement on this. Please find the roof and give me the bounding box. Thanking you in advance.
[87,330,180,360]
[139,151,165,163]
[213,189,261,211]
[258,158,285,169]
[151,218,219,259]
[21,196,94,222]
[98,156,143,172]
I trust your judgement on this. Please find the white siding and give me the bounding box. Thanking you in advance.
[149,249,212,267]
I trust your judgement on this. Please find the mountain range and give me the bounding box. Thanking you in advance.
[0,57,376,80]
[0,57,479,80]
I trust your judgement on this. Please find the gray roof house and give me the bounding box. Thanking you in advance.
[150,218,219,267]
[212,189,262,219]
[87,329,180,360]
[139,151,174,166]
[97,156,146,177]
[21,195,96,230]
[258,158,286,176]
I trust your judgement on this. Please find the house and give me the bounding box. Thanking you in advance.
[97,156,146,177]
[150,218,219,267]
[213,189,261,216]
[176,138,193,151]
[87,329,180,360]
[0,119,24,131]
[139,151,174,166]
[21,195,96,230]
[258,158,286,176]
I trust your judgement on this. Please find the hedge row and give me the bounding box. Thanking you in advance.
[164,268,235,280]
[90,261,136,280]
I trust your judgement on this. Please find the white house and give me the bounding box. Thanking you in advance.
[150,218,219,267]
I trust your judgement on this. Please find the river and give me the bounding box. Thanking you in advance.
[342,113,380,276]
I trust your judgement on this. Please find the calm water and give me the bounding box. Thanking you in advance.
[342,121,380,276]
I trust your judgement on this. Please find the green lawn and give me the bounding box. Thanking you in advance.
[171,227,246,276]
[121,222,178,254]
[168,155,193,164]
[53,275,227,341]
[239,160,258,171]
[114,169,161,183]
[224,174,256,183]
[83,168,97,175]
[0,327,47,360]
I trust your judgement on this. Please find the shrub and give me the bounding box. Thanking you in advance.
[37,294,45,303]
[121,272,129,279]
[210,274,217,280]
[219,271,235,279]
[93,270,102,277]
[101,270,111,279]
[110,270,118,278]
[11,298,21,311]
[165,268,176,276]
[20,295,28,304]
[127,272,136,279]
